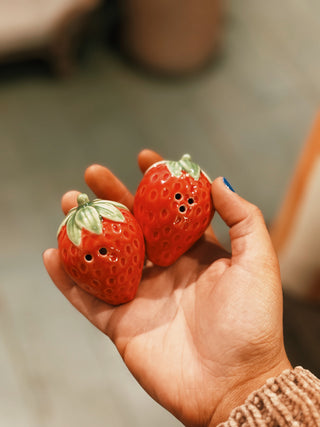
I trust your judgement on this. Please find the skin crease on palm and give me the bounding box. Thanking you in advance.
[43,149,292,426]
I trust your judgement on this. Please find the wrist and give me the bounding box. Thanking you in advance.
[208,356,292,426]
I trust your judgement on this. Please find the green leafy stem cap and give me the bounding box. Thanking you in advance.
[146,154,211,182]
[57,193,129,246]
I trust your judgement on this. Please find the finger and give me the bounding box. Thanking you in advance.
[204,224,223,247]
[43,248,114,334]
[61,190,81,215]
[137,149,163,173]
[85,164,134,210]
[211,177,278,268]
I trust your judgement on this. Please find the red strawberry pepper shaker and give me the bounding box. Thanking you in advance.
[133,154,214,266]
[57,194,145,305]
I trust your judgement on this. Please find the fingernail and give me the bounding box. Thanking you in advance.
[223,177,235,192]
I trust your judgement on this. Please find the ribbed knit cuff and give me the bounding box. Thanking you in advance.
[218,367,320,426]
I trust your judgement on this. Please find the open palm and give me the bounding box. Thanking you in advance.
[43,150,291,426]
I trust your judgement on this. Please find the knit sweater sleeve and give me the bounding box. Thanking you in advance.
[218,367,320,426]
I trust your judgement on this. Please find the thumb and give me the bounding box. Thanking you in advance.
[211,177,278,268]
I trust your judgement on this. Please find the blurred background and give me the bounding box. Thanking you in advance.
[1,0,319,426]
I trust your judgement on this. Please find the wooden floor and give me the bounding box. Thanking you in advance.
[0,1,319,425]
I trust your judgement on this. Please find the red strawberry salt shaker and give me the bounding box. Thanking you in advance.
[133,154,214,266]
[57,194,145,305]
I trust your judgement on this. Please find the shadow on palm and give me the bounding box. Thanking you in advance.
[107,233,230,346]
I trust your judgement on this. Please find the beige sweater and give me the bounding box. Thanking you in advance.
[219,367,320,426]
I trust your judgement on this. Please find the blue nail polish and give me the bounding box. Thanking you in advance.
[223,177,235,192]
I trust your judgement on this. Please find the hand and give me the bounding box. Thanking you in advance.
[43,149,292,426]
